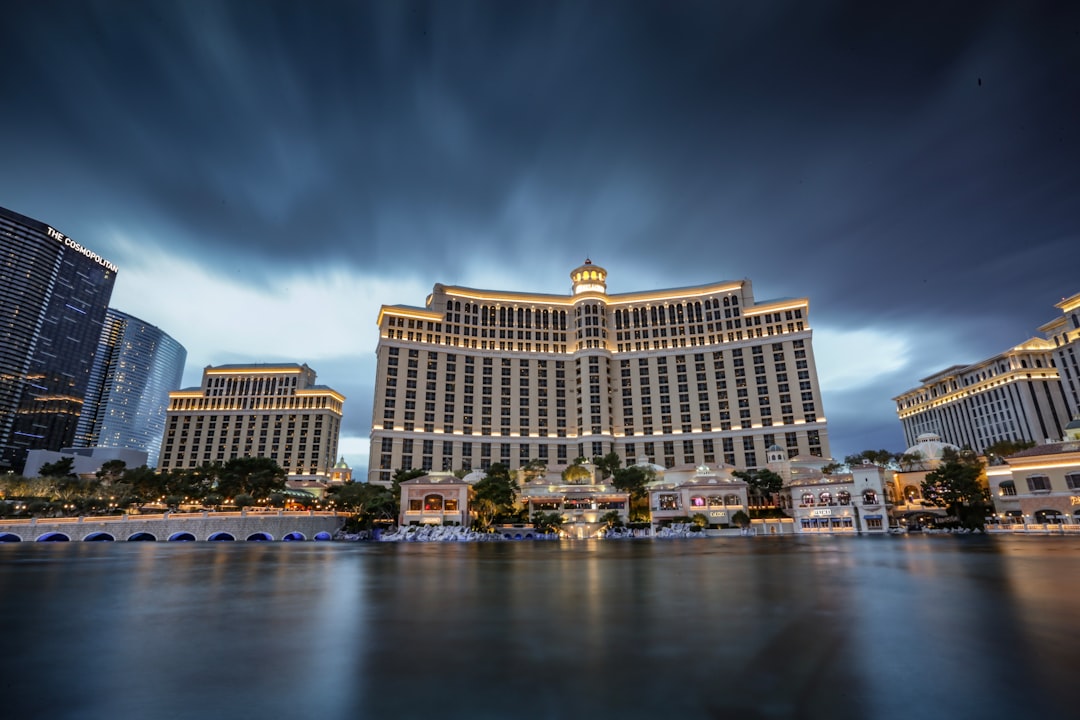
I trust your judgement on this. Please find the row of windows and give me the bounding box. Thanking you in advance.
[374,433,821,471]
[1001,473,1080,494]
[799,490,878,506]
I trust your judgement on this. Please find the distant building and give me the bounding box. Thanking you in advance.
[645,461,749,532]
[519,461,630,538]
[986,419,1080,525]
[369,260,830,484]
[787,462,892,534]
[398,473,470,527]
[893,338,1071,453]
[766,443,891,534]
[159,363,344,479]
[886,432,958,521]
[0,206,118,473]
[74,308,186,466]
[328,456,353,484]
[1039,291,1080,419]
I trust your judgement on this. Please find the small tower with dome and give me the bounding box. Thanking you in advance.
[571,259,607,296]
[329,456,352,484]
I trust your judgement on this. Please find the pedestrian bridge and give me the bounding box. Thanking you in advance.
[0,510,346,542]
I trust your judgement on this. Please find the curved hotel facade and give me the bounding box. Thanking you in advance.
[0,206,117,472]
[369,261,829,484]
[75,308,187,466]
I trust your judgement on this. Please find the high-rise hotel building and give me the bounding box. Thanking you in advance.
[369,261,829,484]
[75,308,187,466]
[894,338,1070,453]
[0,206,117,472]
[159,363,344,478]
[1039,291,1080,419]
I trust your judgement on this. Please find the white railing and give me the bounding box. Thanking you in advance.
[0,510,340,526]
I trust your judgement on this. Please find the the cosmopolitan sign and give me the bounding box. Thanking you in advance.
[46,226,118,273]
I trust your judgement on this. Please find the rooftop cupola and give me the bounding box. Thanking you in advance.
[571,259,607,295]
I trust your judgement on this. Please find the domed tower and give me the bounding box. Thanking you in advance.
[765,444,791,484]
[904,432,959,471]
[571,259,607,296]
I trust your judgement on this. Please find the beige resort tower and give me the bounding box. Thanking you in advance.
[369,261,829,484]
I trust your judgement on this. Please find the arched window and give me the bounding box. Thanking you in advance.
[903,484,921,502]
[708,495,724,507]
[1035,509,1063,524]
[837,491,851,506]
[862,490,878,505]
[724,494,741,506]
[998,480,1017,496]
[802,493,815,506]
[819,491,832,505]
[423,494,443,511]
[690,495,706,508]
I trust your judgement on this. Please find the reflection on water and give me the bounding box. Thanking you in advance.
[1,537,1078,719]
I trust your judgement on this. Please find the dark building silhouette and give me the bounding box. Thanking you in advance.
[0,206,117,472]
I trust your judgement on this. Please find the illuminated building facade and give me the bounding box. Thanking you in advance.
[894,339,1071,453]
[74,309,187,467]
[159,363,344,478]
[1040,291,1080,419]
[985,426,1080,526]
[369,260,830,484]
[0,206,117,472]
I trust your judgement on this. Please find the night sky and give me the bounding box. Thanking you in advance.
[2,1,1078,471]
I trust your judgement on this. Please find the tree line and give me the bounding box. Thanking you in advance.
[0,456,291,518]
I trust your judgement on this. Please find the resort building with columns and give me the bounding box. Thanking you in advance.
[893,338,1071,454]
[158,363,344,479]
[368,261,830,484]
[1040,291,1080,419]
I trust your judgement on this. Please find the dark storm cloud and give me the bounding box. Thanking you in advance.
[1,1,1078,457]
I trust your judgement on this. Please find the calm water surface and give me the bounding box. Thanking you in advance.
[1,536,1078,720]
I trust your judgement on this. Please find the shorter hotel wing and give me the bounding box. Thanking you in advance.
[369,261,829,483]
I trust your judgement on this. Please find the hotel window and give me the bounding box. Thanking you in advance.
[1066,473,1080,490]
[658,494,680,510]
[1026,475,1051,493]
[862,490,878,505]
[998,480,1017,496]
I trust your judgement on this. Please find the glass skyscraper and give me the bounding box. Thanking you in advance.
[0,206,117,473]
[75,309,187,467]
